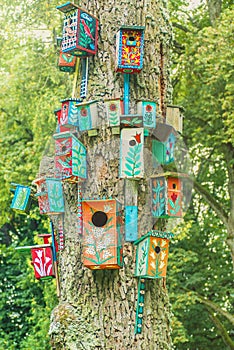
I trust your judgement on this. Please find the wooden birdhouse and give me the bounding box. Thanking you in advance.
[57,2,98,57]
[33,177,65,215]
[137,100,156,128]
[166,105,183,133]
[10,184,31,212]
[151,173,184,218]
[105,98,124,127]
[58,98,81,128]
[31,246,55,280]
[115,26,145,73]
[82,199,123,269]
[120,114,143,128]
[119,128,144,179]
[54,131,87,181]
[134,230,173,279]
[76,100,98,132]
[152,123,177,165]
[58,51,77,72]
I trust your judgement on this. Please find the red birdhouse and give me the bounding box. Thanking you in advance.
[31,246,55,280]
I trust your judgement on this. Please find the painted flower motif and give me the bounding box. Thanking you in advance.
[150,261,156,269]
[109,103,117,112]
[150,251,156,259]
[86,247,96,256]
[171,192,178,203]
[161,240,167,247]
[86,236,95,244]
[35,250,43,259]
[159,261,165,269]
[161,251,166,260]
[145,104,153,112]
[80,107,88,117]
[97,241,107,250]
[102,250,113,260]
[92,227,104,238]
[133,132,142,144]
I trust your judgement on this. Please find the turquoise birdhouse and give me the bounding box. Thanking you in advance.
[33,177,65,215]
[152,123,177,166]
[54,131,87,182]
[76,100,98,133]
[10,184,31,212]
[137,100,156,128]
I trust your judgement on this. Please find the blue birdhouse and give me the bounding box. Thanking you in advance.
[10,184,31,212]
[137,100,157,128]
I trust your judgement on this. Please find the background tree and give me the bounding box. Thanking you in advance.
[168,1,234,349]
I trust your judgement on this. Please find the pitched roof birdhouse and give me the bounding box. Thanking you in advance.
[33,177,65,215]
[151,173,184,218]
[76,100,98,132]
[82,199,123,269]
[152,123,177,165]
[54,131,87,181]
[57,2,98,57]
[104,98,123,127]
[58,98,81,128]
[10,184,31,212]
[119,128,144,179]
[115,26,145,73]
[166,105,183,133]
[137,100,157,128]
[134,230,173,279]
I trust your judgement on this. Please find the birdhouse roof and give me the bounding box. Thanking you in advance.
[150,172,189,179]
[134,230,174,245]
[152,123,176,142]
[118,25,145,31]
[57,2,99,20]
[53,131,78,140]
[60,98,82,104]
[75,100,98,108]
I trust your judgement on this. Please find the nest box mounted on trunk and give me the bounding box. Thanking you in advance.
[152,123,177,165]
[33,177,65,215]
[134,230,174,279]
[57,2,98,57]
[115,26,145,73]
[151,173,185,218]
[54,131,87,182]
[82,199,123,270]
[58,98,81,128]
[137,100,157,129]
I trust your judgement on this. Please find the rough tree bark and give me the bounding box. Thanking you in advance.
[46,0,173,349]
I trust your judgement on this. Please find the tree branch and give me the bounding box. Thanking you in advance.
[206,307,234,350]
[198,296,234,326]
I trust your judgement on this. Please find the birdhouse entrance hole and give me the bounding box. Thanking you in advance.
[92,211,108,227]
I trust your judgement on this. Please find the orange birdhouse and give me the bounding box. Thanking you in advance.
[82,199,123,270]
[134,230,173,279]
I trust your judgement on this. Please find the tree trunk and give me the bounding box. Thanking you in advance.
[48,0,173,349]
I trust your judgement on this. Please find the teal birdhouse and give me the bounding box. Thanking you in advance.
[54,131,87,181]
[105,98,123,127]
[151,173,184,218]
[152,123,177,165]
[57,2,99,57]
[76,100,98,132]
[33,178,65,215]
[10,184,31,212]
[137,100,156,128]
[134,230,173,279]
